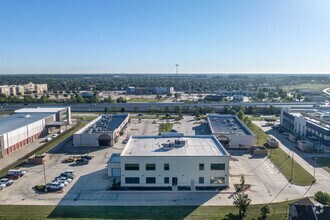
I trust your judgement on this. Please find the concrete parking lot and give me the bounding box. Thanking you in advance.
[0,114,321,206]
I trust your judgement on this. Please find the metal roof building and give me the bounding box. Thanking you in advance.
[0,107,71,158]
[207,114,256,149]
[73,113,130,147]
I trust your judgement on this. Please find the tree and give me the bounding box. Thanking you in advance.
[256,92,266,100]
[120,107,126,112]
[239,175,246,191]
[76,95,84,103]
[174,93,181,99]
[260,205,270,220]
[233,193,252,219]
[314,191,330,205]
[237,110,245,120]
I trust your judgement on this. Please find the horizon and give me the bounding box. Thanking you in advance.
[1,0,330,74]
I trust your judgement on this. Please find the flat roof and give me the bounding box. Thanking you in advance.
[15,107,67,113]
[121,134,229,157]
[108,153,121,163]
[207,114,254,135]
[0,113,54,135]
[83,114,128,134]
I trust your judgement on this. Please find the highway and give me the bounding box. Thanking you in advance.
[0,101,326,112]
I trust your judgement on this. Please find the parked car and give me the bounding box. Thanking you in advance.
[57,129,63,134]
[52,133,59,138]
[63,156,76,163]
[63,170,75,175]
[60,172,74,179]
[80,154,93,160]
[45,182,65,191]
[7,169,26,177]
[0,178,14,187]
[75,158,89,164]
[53,179,69,187]
[56,176,72,183]
[0,183,6,190]
[45,136,53,142]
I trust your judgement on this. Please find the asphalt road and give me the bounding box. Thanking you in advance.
[0,101,324,112]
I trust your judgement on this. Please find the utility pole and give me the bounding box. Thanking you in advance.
[290,151,294,181]
[43,163,47,186]
[175,64,179,76]
[314,157,318,182]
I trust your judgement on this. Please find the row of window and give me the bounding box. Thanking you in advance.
[125,163,225,171]
[125,177,226,184]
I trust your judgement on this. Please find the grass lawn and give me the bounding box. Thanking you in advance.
[0,200,294,220]
[314,157,330,173]
[128,97,167,102]
[247,119,314,186]
[159,123,174,134]
[281,83,330,92]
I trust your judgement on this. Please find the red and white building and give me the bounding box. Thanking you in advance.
[0,107,71,158]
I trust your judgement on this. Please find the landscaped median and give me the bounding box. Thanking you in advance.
[245,117,315,186]
[0,199,296,220]
[159,123,174,134]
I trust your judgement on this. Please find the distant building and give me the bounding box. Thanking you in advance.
[73,113,130,147]
[108,133,230,190]
[0,107,71,158]
[0,82,48,96]
[207,114,256,149]
[78,91,94,98]
[126,86,174,95]
[281,107,330,149]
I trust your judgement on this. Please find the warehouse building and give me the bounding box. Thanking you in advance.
[0,107,71,158]
[73,113,130,147]
[207,114,256,149]
[108,133,230,190]
[281,108,330,150]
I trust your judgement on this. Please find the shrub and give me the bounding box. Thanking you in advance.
[314,191,330,205]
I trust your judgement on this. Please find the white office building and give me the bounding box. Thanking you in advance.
[108,133,230,190]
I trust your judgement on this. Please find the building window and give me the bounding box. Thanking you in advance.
[146,164,156,170]
[199,163,204,170]
[199,177,204,184]
[164,177,169,184]
[125,177,140,184]
[164,163,169,171]
[125,164,139,171]
[211,163,225,170]
[210,177,225,184]
[146,177,156,184]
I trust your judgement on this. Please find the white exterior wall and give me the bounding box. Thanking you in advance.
[120,156,230,187]
[2,116,51,150]
[294,116,307,138]
[214,133,256,148]
[73,133,99,147]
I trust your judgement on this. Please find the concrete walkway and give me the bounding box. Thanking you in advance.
[253,121,330,197]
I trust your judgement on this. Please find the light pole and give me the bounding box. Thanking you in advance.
[290,151,294,182]
[314,157,318,182]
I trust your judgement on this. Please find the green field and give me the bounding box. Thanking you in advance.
[159,123,174,134]
[314,157,330,173]
[247,119,314,186]
[0,200,294,220]
[281,83,330,92]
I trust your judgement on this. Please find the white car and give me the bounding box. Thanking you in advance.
[0,183,6,190]
[53,179,68,187]
[0,178,14,187]
[45,181,65,191]
[45,136,53,142]
[58,176,72,183]
[63,170,75,176]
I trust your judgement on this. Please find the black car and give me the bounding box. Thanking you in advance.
[81,155,93,160]
[75,158,89,164]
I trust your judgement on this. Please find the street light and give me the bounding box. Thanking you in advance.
[313,157,318,182]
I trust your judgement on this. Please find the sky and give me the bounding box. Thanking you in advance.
[0,0,330,74]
